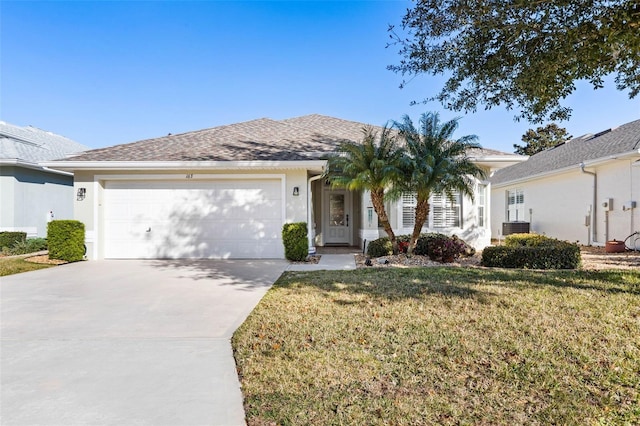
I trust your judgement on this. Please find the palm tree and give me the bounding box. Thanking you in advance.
[395,112,487,255]
[326,125,405,254]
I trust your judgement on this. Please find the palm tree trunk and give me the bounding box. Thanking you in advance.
[370,188,398,254]
[408,194,429,255]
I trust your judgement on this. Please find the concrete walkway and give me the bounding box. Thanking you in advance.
[1,259,288,426]
[286,254,357,271]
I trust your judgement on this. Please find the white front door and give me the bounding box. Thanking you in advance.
[324,190,351,244]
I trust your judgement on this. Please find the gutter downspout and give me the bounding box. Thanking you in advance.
[307,174,324,254]
[580,162,597,244]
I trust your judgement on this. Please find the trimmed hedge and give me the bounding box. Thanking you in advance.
[0,232,26,249]
[47,220,85,262]
[504,233,553,247]
[282,222,308,261]
[482,234,581,269]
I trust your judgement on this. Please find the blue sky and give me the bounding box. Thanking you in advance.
[2,1,639,153]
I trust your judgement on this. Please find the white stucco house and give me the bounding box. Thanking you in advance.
[0,121,88,237]
[45,114,524,260]
[490,119,640,247]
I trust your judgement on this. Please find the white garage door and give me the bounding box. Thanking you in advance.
[103,179,284,259]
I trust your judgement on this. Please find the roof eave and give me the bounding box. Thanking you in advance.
[0,159,74,176]
[492,149,640,188]
[470,155,528,170]
[40,160,328,173]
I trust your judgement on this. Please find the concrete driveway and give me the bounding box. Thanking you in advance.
[1,259,288,425]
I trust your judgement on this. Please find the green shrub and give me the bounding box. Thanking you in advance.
[482,237,581,269]
[2,238,48,256]
[26,238,48,252]
[0,232,26,250]
[426,235,470,263]
[367,233,473,261]
[282,222,308,261]
[366,237,393,257]
[414,233,437,256]
[47,220,85,262]
[504,233,552,247]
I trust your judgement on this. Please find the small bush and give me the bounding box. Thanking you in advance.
[48,220,85,262]
[2,238,48,256]
[482,236,581,269]
[0,232,26,250]
[282,222,308,261]
[427,235,469,263]
[366,237,392,257]
[26,238,48,252]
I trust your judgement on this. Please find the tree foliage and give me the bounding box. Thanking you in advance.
[394,112,486,255]
[326,126,405,253]
[514,123,573,155]
[388,1,640,123]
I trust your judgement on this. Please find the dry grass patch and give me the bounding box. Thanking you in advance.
[233,268,640,425]
[0,257,53,276]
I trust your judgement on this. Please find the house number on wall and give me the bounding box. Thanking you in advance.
[186,174,193,179]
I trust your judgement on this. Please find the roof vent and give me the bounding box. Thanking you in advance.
[592,128,613,138]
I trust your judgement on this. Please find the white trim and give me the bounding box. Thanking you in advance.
[0,159,74,176]
[92,180,100,260]
[94,173,287,181]
[492,149,640,188]
[42,160,327,172]
[307,174,324,252]
[470,155,528,162]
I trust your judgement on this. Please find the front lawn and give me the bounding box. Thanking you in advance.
[0,257,53,276]
[233,268,640,425]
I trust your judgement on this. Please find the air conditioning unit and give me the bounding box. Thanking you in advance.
[502,222,530,236]
[602,198,613,211]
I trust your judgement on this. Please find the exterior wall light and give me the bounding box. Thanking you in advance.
[77,187,86,201]
[292,186,300,196]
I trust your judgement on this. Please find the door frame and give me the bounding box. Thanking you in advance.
[322,187,353,245]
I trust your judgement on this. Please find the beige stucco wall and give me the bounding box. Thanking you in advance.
[73,169,310,259]
[491,158,640,245]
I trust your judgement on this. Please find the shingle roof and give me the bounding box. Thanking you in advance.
[491,119,640,186]
[0,121,89,163]
[61,114,517,163]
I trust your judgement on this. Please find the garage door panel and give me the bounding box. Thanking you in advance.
[104,179,284,259]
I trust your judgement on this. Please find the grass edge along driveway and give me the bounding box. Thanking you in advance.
[0,257,52,276]
[233,267,640,425]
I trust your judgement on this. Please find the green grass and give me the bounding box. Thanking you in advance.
[232,268,640,425]
[0,257,52,276]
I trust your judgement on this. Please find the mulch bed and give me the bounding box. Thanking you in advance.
[357,245,640,270]
[24,255,68,265]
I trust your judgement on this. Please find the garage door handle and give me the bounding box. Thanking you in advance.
[146,227,151,232]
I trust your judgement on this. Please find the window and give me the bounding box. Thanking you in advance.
[401,191,461,228]
[432,191,461,228]
[477,184,487,227]
[507,189,525,221]
[402,192,417,228]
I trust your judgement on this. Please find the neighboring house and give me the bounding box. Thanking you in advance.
[0,121,89,238]
[45,114,524,260]
[490,119,640,246]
